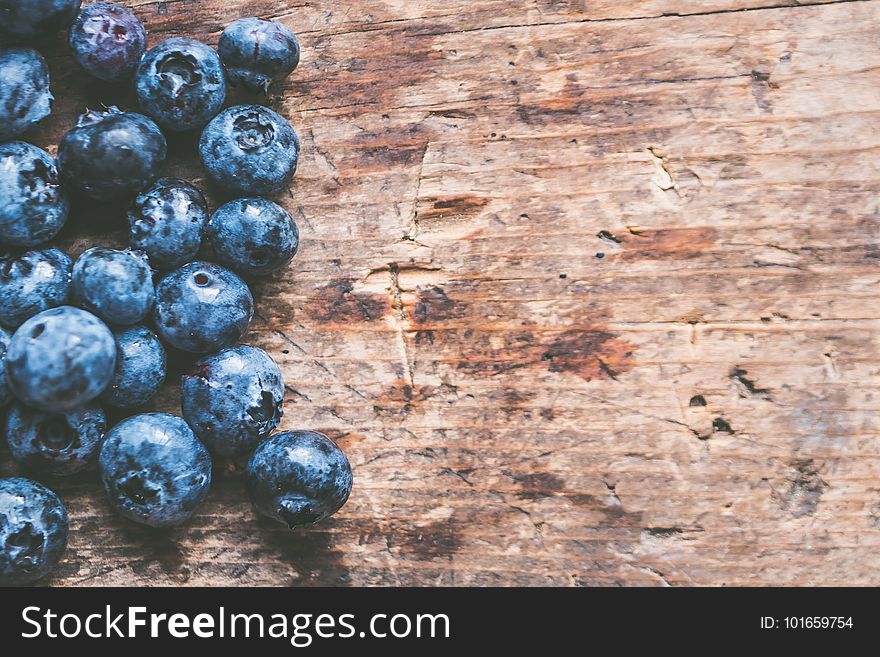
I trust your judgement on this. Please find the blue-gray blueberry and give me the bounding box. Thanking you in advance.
[246,431,352,528]
[0,477,68,586]
[218,17,300,93]
[199,104,300,196]
[99,413,212,527]
[128,178,208,271]
[207,197,299,277]
[0,0,81,41]
[6,403,106,476]
[72,247,154,326]
[101,325,166,409]
[135,37,227,132]
[182,345,284,456]
[0,142,69,248]
[0,48,52,142]
[6,306,116,412]
[68,2,147,82]
[57,107,167,201]
[0,327,11,408]
[0,248,72,329]
[153,261,253,353]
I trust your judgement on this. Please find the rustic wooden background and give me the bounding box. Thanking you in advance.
[2,0,878,586]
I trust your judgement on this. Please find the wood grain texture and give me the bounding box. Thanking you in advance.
[2,0,879,586]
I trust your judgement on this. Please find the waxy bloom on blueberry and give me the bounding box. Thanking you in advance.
[58,107,167,201]
[153,261,253,354]
[0,49,52,142]
[182,345,284,456]
[0,248,72,329]
[6,403,106,476]
[72,247,154,326]
[6,306,116,412]
[218,17,300,93]
[199,104,300,196]
[99,413,212,528]
[101,325,166,409]
[69,2,147,82]
[0,477,68,586]
[247,431,352,529]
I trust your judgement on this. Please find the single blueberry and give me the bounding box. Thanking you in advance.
[199,104,300,196]
[153,261,253,354]
[0,327,11,408]
[6,403,106,476]
[99,413,212,528]
[207,197,299,277]
[135,37,227,132]
[0,142,69,248]
[0,477,68,585]
[246,431,352,529]
[0,48,52,141]
[6,306,116,412]
[101,325,166,409]
[72,247,154,326]
[0,0,82,41]
[181,345,284,456]
[57,106,167,201]
[68,2,147,82]
[218,17,300,93]
[0,248,72,329]
[128,178,208,271]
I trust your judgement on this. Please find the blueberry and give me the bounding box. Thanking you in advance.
[182,345,283,456]
[99,413,211,527]
[6,403,106,476]
[0,327,11,408]
[68,2,146,82]
[0,248,72,329]
[128,178,208,271]
[218,17,300,93]
[0,142,69,248]
[58,106,167,201]
[0,0,81,41]
[246,431,352,528]
[0,48,52,141]
[207,197,299,277]
[101,325,166,409]
[153,261,253,354]
[199,104,300,196]
[135,38,227,132]
[0,477,68,585]
[72,247,154,326]
[6,306,116,412]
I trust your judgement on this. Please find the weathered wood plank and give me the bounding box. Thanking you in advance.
[1,0,878,586]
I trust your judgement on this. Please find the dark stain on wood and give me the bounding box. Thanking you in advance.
[542,329,636,382]
[509,472,566,500]
[392,520,462,561]
[774,459,829,518]
[619,226,717,260]
[303,279,391,323]
[417,196,490,221]
[414,286,464,324]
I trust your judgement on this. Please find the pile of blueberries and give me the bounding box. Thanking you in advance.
[0,0,353,585]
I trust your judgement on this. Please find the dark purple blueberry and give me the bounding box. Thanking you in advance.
[128,178,208,271]
[0,142,69,248]
[0,327,11,408]
[57,106,167,201]
[135,37,227,132]
[68,2,146,82]
[0,48,52,141]
[199,104,300,196]
[6,403,106,476]
[246,431,352,528]
[0,0,81,41]
[218,17,300,93]
[101,325,166,409]
[6,306,116,412]
[72,247,154,326]
[181,345,284,456]
[207,197,299,277]
[0,248,72,329]
[0,477,68,586]
[99,413,211,527]
[152,261,253,354]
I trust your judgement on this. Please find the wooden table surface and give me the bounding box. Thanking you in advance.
[3,0,878,586]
